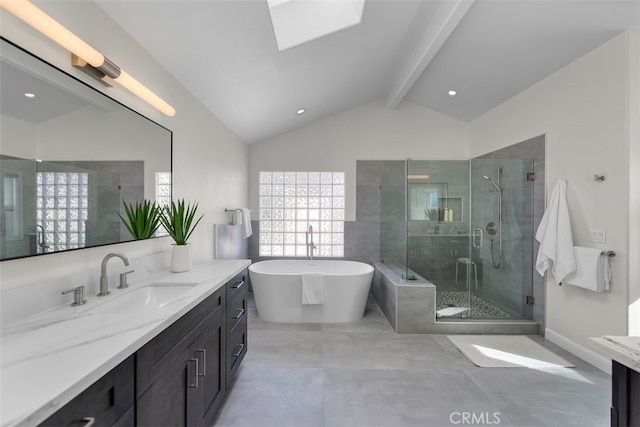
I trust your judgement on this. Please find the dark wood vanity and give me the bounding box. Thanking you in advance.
[40,270,248,427]
[611,360,640,427]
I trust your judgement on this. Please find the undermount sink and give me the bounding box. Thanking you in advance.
[87,283,198,315]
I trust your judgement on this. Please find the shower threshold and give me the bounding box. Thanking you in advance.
[436,291,510,319]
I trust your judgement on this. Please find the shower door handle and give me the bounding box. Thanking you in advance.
[472,228,483,248]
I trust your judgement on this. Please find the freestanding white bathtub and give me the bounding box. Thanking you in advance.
[249,260,374,323]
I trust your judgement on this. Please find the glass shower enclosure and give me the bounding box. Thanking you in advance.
[382,158,535,320]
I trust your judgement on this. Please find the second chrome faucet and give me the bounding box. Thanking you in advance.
[99,252,133,296]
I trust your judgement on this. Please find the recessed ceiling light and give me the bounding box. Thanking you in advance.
[296,108,306,115]
[24,92,36,98]
[448,90,457,96]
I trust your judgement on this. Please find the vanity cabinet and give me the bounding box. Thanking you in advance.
[136,286,225,427]
[37,268,248,427]
[40,355,135,427]
[611,360,640,426]
[225,271,248,388]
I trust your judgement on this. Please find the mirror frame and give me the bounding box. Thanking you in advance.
[0,37,173,261]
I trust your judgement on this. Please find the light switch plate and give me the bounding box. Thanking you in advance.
[589,229,606,243]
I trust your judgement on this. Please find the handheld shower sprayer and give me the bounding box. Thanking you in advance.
[482,175,502,193]
[483,169,503,269]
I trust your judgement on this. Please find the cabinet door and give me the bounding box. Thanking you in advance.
[194,307,225,427]
[136,342,200,427]
[136,289,224,398]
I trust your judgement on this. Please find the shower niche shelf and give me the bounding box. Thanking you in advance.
[408,182,464,222]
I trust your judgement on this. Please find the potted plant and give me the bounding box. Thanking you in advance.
[117,199,161,240]
[158,199,204,272]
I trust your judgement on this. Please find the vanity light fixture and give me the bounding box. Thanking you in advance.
[296,108,306,115]
[0,0,176,117]
[448,90,457,96]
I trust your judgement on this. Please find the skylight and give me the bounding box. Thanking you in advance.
[267,0,365,52]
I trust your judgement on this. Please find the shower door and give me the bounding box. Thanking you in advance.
[467,158,535,319]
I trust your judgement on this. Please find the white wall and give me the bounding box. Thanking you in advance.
[469,32,636,352]
[0,1,248,290]
[628,29,640,336]
[249,100,469,221]
[1,115,36,159]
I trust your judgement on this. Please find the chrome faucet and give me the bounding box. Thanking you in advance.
[305,225,317,260]
[99,252,133,296]
[36,224,49,253]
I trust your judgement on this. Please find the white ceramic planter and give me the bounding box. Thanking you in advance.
[171,244,192,272]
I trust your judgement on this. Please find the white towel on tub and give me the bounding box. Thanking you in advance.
[301,272,323,305]
[562,247,611,292]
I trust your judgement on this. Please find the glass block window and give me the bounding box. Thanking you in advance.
[36,172,88,253]
[259,171,344,257]
[155,172,172,208]
[155,172,172,237]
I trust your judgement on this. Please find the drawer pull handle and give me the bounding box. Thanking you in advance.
[197,349,206,377]
[188,358,199,388]
[232,343,245,358]
[231,280,245,289]
[232,308,245,320]
[81,417,95,427]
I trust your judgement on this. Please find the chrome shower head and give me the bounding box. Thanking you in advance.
[482,175,502,192]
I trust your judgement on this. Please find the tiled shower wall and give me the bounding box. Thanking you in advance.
[476,135,546,330]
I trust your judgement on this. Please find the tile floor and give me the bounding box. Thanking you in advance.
[212,294,611,427]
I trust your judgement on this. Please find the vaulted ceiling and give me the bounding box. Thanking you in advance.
[96,0,640,144]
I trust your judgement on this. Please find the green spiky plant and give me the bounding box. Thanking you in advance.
[118,199,161,240]
[158,199,204,245]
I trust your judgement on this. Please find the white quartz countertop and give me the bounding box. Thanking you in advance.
[0,258,250,427]
[589,335,640,372]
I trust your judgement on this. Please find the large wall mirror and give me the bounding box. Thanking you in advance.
[0,38,172,261]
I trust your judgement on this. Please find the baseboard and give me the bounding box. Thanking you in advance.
[545,328,611,374]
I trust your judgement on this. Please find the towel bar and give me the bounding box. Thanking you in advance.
[602,251,615,257]
[225,208,252,213]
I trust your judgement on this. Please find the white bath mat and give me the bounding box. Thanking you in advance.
[447,335,575,368]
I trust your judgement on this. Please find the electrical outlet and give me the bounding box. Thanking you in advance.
[589,229,606,243]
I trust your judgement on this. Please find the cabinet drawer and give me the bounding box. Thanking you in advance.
[40,356,134,427]
[226,317,247,387]
[136,287,224,397]
[227,295,247,333]
[226,271,247,304]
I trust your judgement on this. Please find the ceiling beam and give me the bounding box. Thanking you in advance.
[385,0,475,109]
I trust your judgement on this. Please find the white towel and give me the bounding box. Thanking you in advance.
[562,247,611,292]
[240,208,252,239]
[535,179,576,284]
[301,272,323,305]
